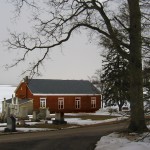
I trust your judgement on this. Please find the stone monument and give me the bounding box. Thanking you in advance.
[4,116,16,132]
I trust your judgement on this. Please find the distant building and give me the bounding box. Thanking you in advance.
[2,97,33,118]
[2,77,101,122]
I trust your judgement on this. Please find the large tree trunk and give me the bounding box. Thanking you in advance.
[128,0,148,132]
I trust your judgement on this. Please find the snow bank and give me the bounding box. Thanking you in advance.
[95,127,150,150]
[65,116,128,125]
[118,143,150,150]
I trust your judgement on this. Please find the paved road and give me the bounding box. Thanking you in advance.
[0,122,128,150]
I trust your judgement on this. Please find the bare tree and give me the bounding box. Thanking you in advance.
[90,69,105,94]
[90,69,105,108]
[7,0,149,132]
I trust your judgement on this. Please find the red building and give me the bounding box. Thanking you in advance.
[15,77,101,123]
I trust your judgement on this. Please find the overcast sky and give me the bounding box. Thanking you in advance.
[0,1,102,85]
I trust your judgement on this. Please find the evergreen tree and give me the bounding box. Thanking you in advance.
[102,49,129,111]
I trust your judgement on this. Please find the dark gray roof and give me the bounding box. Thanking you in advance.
[27,79,100,95]
[5,98,31,105]
[5,98,12,103]
[18,99,32,105]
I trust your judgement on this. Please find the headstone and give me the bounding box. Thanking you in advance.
[46,108,50,119]
[55,112,64,121]
[6,116,16,132]
[32,111,37,121]
[52,112,67,124]
[4,107,10,123]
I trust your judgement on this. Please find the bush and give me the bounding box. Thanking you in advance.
[37,109,46,120]
[108,108,118,114]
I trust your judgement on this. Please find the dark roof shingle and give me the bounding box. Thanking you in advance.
[27,79,100,95]
[5,98,31,104]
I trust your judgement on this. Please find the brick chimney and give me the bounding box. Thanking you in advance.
[24,76,28,84]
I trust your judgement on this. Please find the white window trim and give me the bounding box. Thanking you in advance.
[58,98,64,109]
[40,98,46,108]
[75,97,81,109]
[91,97,96,108]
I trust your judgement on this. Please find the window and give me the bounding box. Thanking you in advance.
[58,98,64,109]
[75,97,81,109]
[91,97,96,108]
[40,98,46,108]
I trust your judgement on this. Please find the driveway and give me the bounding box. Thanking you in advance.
[0,122,128,150]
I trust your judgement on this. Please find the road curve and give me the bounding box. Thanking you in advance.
[0,122,128,150]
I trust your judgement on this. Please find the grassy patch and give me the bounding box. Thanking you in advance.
[17,123,80,129]
[65,115,118,121]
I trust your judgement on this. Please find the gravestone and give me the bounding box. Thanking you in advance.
[46,108,50,119]
[3,106,10,123]
[32,111,37,121]
[6,116,16,132]
[52,112,67,125]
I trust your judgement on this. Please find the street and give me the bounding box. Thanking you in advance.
[0,122,128,150]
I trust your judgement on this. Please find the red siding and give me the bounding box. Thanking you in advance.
[33,95,101,113]
[15,82,33,99]
[15,82,101,113]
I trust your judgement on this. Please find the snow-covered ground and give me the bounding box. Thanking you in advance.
[95,126,150,150]
[0,114,127,132]
[0,116,149,150]
[65,116,128,125]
